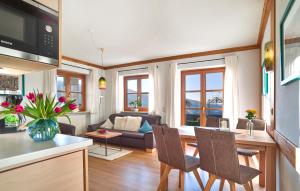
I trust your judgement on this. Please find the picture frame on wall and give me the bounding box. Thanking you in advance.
[280,0,300,85]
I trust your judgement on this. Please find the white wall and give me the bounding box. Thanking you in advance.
[274,0,300,190]
[105,49,261,124]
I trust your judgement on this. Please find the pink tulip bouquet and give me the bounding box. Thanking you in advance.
[0,91,78,141]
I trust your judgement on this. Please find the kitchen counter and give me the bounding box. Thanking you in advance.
[0,132,93,191]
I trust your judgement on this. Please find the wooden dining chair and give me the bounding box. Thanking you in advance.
[194,127,260,191]
[152,125,204,191]
[189,117,230,157]
[236,118,266,189]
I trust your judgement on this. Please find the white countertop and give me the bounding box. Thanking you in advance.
[0,132,93,172]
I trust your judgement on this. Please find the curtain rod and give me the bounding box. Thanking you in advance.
[118,67,148,73]
[177,58,225,65]
[62,63,92,71]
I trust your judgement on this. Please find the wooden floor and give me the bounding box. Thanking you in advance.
[89,146,265,191]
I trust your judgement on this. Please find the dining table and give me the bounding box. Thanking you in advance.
[159,126,276,191]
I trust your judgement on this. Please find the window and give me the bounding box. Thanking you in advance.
[181,68,225,126]
[124,75,149,111]
[57,70,86,111]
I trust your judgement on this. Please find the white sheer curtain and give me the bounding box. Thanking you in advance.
[166,62,181,128]
[43,68,57,97]
[108,69,118,114]
[86,69,98,114]
[148,64,161,115]
[116,74,124,113]
[223,55,239,129]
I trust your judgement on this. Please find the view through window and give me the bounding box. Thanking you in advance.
[57,70,86,111]
[181,68,224,126]
[124,75,149,112]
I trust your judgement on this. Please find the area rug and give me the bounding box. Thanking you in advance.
[88,145,132,161]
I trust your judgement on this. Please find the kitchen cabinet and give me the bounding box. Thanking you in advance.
[0,133,92,191]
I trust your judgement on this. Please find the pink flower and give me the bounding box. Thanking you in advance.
[54,107,62,113]
[26,92,36,103]
[14,105,24,113]
[38,93,43,98]
[68,103,77,110]
[58,96,66,103]
[1,101,10,108]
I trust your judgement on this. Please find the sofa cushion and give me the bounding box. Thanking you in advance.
[101,119,113,129]
[108,113,161,126]
[122,131,145,139]
[125,116,142,132]
[139,120,152,133]
[114,117,127,130]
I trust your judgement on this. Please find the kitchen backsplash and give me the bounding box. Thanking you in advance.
[0,75,19,91]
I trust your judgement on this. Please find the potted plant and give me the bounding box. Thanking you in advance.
[245,109,257,136]
[0,91,77,141]
[129,97,142,112]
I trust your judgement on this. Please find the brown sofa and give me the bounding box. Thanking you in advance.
[87,112,161,151]
[58,122,76,136]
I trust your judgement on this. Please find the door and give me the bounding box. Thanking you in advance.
[181,68,225,126]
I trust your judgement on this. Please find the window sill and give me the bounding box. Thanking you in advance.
[122,111,149,114]
[67,111,90,115]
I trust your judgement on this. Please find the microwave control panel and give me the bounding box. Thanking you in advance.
[38,20,58,60]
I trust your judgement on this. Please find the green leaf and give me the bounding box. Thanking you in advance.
[26,119,40,127]
[63,114,72,124]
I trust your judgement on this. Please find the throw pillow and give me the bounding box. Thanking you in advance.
[124,116,142,132]
[114,117,127,130]
[139,120,152,133]
[100,119,113,129]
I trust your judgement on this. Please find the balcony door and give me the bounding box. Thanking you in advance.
[181,68,225,126]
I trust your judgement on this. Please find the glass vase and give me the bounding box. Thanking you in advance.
[247,119,254,136]
[27,119,59,142]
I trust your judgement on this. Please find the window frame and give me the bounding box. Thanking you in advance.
[181,67,225,126]
[124,75,149,112]
[57,70,86,111]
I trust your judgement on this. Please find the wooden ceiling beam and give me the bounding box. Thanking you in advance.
[62,44,259,71]
[257,0,274,46]
[104,44,259,70]
[62,56,104,70]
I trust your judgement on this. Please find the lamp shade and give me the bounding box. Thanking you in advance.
[264,41,274,71]
[98,76,106,89]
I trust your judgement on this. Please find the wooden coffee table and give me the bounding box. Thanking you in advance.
[85,131,122,156]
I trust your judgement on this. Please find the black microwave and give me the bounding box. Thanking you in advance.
[0,0,58,65]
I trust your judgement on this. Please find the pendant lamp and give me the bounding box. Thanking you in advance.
[98,48,106,89]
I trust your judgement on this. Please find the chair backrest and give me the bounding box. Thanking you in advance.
[219,118,230,129]
[194,128,241,182]
[236,118,266,131]
[152,125,186,170]
[206,117,219,127]
[58,123,76,136]
[152,125,169,164]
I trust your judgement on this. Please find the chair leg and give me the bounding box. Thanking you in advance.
[179,170,184,191]
[219,178,225,191]
[157,165,171,191]
[244,156,253,190]
[204,174,216,191]
[243,182,252,191]
[192,169,204,190]
[228,181,236,191]
[178,170,181,188]
[193,148,199,157]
